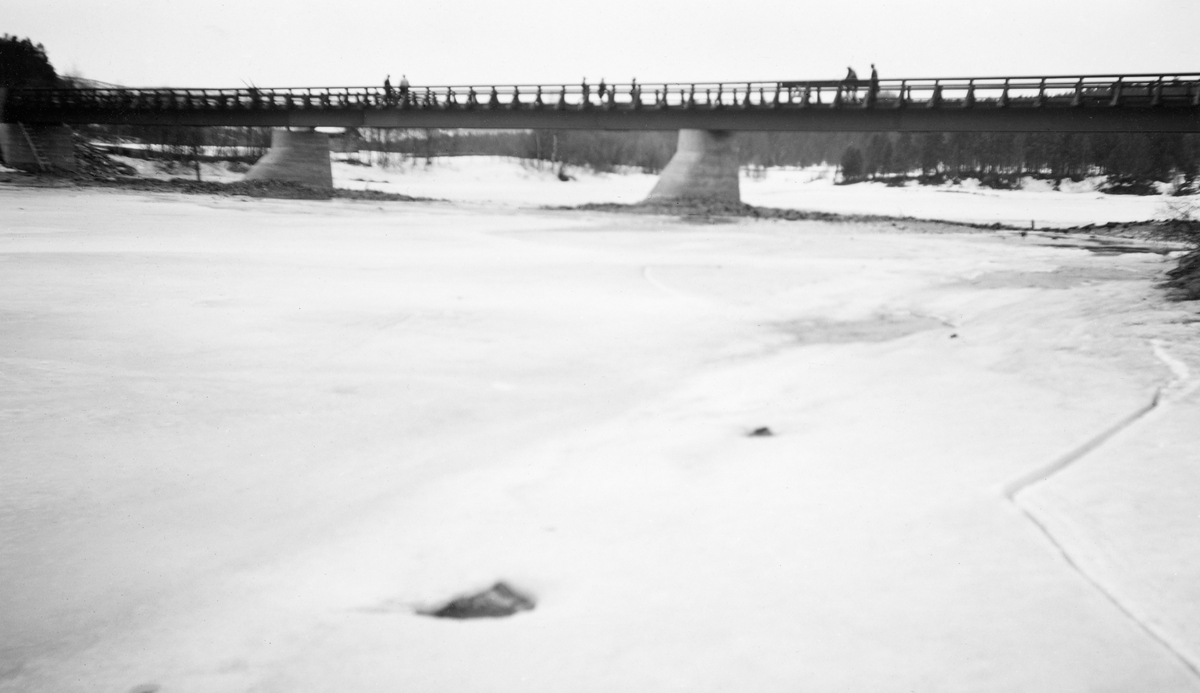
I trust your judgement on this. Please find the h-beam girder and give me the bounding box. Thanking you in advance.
[8,105,1200,133]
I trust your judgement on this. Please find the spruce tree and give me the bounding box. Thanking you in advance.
[0,35,58,88]
[840,146,865,182]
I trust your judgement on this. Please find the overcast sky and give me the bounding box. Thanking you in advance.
[9,0,1200,87]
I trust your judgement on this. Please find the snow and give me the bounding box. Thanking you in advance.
[108,152,1195,227]
[111,155,246,183]
[741,167,1182,227]
[332,155,659,206]
[2,178,1200,693]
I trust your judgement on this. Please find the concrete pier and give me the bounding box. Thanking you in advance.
[0,123,77,173]
[245,128,333,189]
[645,129,740,205]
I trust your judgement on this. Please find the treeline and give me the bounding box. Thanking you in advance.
[81,124,273,161]
[837,132,1200,192]
[0,35,57,88]
[350,129,677,173]
[83,122,1200,193]
[352,129,1200,192]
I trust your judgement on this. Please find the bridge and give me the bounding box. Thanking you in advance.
[4,72,1200,203]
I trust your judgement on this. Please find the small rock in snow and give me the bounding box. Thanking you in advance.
[748,427,774,437]
[423,582,535,619]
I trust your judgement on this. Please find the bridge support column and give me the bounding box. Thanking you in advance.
[245,128,333,189]
[0,123,77,173]
[644,129,740,206]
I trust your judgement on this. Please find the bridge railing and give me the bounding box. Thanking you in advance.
[8,73,1200,115]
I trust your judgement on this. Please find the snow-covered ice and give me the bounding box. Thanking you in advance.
[2,181,1200,693]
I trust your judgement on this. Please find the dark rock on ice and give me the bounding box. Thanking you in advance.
[424,581,535,619]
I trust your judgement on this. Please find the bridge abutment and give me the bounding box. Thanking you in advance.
[645,129,740,206]
[244,128,333,189]
[0,123,77,173]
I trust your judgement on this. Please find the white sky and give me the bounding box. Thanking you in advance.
[8,0,1200,88]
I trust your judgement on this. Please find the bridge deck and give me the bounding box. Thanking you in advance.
[4,74,1200,132]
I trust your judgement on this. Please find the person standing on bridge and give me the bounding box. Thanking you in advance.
[384,75,393,105]
[844,66,859,102]
[868,63,879,104]
[399,75,410,102]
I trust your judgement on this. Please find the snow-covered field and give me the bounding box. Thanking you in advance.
[2,179,1200,693]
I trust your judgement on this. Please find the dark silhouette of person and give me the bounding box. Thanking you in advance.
[384,75,393,105]
[399,75,410,104]
[868,64,879,104]
[844,67,859,102]
[598,78,607,98]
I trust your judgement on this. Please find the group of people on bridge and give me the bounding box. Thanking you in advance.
[843,63,880,103]
[382,74,410,105]
[375,67,880,108]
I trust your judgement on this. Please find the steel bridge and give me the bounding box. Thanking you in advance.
[5,72,1200,132]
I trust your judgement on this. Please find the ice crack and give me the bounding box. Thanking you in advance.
[1006,340,1200,681]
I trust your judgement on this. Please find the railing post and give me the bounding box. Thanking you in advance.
[927,81,942,108]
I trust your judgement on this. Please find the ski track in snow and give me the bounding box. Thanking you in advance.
[1007,340,1200,682]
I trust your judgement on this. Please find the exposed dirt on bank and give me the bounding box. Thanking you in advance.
[73,176,435,202]
[1162,247,1200,300]
[0,169,434,202]
[557,200,1200,301]
[558,199,1200,242]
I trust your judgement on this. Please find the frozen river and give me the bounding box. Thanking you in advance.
[2,186,1200,692]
